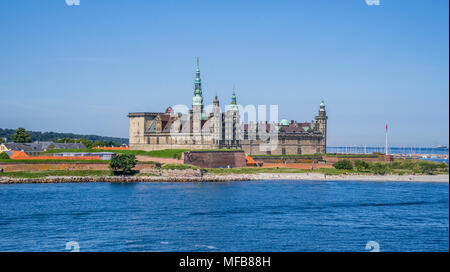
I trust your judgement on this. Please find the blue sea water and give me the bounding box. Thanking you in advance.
[0,180,448,252]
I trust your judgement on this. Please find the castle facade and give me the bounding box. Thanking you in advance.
[128,60,327,155]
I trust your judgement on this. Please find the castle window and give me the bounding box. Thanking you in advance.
[297,147,302,154]
[282,148,286,155]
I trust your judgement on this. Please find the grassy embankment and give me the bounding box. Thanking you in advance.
[1,148,183,164]
[0,149,200,178]
[2,160,447,178]
[43,148,189,159]
[43,148,241,158]
[0,148,184,178]
[0,170,110,178]
[0,164,200,178]
[1,149,448,178]
[0,159,156,164]
[376,159,449,175]
[43,148,241,157]
[0,159,109,164]
[206,160,449,176]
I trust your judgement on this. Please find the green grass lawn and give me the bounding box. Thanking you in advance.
[43,148,188,159]
[205,160,449,176]
[368,159,449,175]
[331,159,449,175]
[43,148,249,159]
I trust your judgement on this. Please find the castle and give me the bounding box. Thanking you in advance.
[128,59,328,155]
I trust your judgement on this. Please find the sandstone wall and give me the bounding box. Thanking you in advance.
[241,137,325,155]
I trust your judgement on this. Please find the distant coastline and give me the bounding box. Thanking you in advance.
[1,173,448,184]
[0,128,128,146]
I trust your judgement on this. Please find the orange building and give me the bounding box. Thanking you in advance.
[9,151,101,160]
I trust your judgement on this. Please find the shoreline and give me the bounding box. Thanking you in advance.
[252,173,449,182]
[0,173,448,184]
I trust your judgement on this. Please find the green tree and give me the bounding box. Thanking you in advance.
[334,159,353,170]
[55,137,93,148]
[79,138,94,148]
[109,154,137,175]
[0,152,10,159]
[354,160,369,171]
[93,140,107,147]
[105,140,116,147]
[0,138,4,144]
[12,128,31,143]
[56,137,75,143]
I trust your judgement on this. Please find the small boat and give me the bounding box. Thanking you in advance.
[435,145,448,149]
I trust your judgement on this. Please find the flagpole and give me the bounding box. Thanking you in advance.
[385,122,388,156]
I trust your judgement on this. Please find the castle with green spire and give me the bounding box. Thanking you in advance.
[128,58,327,154]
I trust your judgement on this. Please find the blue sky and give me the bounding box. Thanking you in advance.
[0,0,448,146]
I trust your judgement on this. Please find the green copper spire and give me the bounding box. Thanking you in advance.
[194,57,202,97]
[231,90,237,105]
[320,98,325,108]
[193,57,203,106]
[229,88,238,111]
[280,119,289,126]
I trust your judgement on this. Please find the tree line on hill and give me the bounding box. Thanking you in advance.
[0,128,128,147]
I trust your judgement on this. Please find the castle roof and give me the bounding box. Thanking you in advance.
[3,142,44,152]
[242,121,315,134]
[281,122,314,133]
[2,142,86,152]
[147,112,215,134]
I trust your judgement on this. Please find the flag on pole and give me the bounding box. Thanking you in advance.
[385,122,389,156]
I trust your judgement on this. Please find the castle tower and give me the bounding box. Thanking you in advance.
[192,57,203,136]
[213,95,219,106]
[212,95,221,145]
[315,99,328,153]
[229,90,238,111]
[225,89,240,147]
